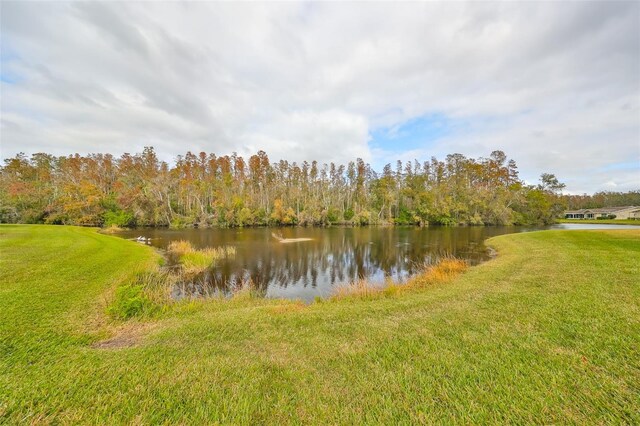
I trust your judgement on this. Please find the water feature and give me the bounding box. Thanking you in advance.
[118,223,639,300]
[117,225,556,301]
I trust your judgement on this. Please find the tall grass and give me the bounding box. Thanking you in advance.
[98,225,124,234]
[106,241,238,316]
[332,257,468,300]
[167,240,236,274]
[332,278,384,299]
[404,257,468,289]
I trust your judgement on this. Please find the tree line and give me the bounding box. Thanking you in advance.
[1,147,570,227]
[563,191,640,210]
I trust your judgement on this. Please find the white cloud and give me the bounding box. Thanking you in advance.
[1,1,638,192]
[240,110,370,165]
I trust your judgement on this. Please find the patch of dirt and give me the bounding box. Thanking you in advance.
[92,323,158,350]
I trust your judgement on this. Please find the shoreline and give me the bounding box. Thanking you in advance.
[1,225,638,423]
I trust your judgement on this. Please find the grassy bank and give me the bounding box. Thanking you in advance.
[1,225,639,423]
[557,218,640,225]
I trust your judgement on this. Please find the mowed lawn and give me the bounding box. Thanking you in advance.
[1,225,638,424]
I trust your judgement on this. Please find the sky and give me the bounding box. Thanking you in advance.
[1,1,639,194]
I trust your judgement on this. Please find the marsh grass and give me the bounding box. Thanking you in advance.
[332,257,468,300]
[405,257,468,289]
[166,239,193,256]
[98,225,124,234]
[332,278,383,299]
[133,270,178,299]
[229,278,262,301]
[108,270,178,318]
[167,240,236,274]
[107,241,237,316]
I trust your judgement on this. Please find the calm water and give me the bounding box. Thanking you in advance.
[117,225,552,301]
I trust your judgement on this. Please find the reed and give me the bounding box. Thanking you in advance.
[404,258,468,289]
[98,225,124,234]
[332,278,382,299]
[332,257,468,300]
[167,240,236,274]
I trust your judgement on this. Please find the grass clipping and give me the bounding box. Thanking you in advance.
[332,258,468,300]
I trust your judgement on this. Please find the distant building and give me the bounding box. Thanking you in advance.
[564,206,640,220]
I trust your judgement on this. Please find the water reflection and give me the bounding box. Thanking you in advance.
[117,226,551,301]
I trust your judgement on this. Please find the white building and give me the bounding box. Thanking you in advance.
[564,206,640,220]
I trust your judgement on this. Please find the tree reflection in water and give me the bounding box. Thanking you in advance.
[119,226,538,301]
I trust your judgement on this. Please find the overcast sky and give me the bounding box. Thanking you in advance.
[1,1,639,194]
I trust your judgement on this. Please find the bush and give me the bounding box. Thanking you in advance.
[103,210,136,228]
[170,215,194,228]
[343,209,355,221]
[237,207,254,226]
[395,207,419,225]
[326,208,340,224]
[430,215,457,226]
[0,206,19,223]
[354,211,371,226]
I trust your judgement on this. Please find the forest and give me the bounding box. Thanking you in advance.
[0,147,589,228]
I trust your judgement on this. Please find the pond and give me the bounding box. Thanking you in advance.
[117,223,639,301]
[117,225,556,301]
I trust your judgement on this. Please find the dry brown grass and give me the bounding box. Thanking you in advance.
[332,278,383,299]
[167,240,194,256]
[404,258,468,290]
[98,225,124,234]
[92,322,159,350]
[332,258,468,300]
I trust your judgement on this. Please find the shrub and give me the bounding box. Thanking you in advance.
[237,207,254,226]
[395,207,419,225]
[354,211,371,226]
[103,210,136,228]
[343,209,355,221]
[169,215,195,228]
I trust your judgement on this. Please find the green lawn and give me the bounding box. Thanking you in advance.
[557,218,640,225]
[1,225,639,424]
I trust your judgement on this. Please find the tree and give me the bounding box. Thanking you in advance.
[1,148,573,227]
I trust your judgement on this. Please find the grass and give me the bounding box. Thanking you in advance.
[557,218,640,225]
[1,225,639,423]
[333,258,468,300]
[167,240,236,274]
[97,225,125,234]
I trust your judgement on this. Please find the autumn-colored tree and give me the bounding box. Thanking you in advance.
[0,148,578,227]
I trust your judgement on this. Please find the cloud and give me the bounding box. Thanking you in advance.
[1,1,638,193]
[240,110,370,165]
